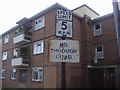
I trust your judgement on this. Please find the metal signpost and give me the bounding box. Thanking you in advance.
[56,9,72,88]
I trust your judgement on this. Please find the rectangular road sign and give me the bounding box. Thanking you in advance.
[49,40,80,63]
[56,20,72,37]
[56,9,73,38]
[56,9,72,21]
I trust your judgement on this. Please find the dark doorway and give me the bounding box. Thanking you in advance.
[70,77,81,88]
[104,68,116,88]
[19,69,27,83]
[89,68,116,88]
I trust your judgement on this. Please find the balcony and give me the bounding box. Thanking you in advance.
[11,57,29,67]
[13,26,31,44]
[13,33,31,44]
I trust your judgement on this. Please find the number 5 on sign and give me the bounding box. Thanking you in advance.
[56,20,72,38]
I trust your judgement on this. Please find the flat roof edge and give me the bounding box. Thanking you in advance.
[91,13,113,22]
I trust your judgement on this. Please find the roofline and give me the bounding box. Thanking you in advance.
[73,12,83,19]
[2,25,19,36]
[91,12,114,22]
[1,3,70,36]
[29,3,69,21]
[72,4,99,16]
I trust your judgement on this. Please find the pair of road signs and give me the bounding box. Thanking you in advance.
[49,9,80,63]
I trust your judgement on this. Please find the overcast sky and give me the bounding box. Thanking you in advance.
[0,0,118,35]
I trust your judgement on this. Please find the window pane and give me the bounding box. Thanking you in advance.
[95,24,100,30]
[32,68,43,82]
[4,35,9,44]
[2,51,7,60]
[33,40,44,55]
[39,69,43,81]
[97,46,102,52]
[35,16,45,30]
[2,70,5,79]
[13,48,18,58]
[32,68,39,81]
[37,43,42,54]
[35,71,38,80]
[33,43,37,54]
[11,69,16,80]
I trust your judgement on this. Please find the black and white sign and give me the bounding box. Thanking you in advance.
[56,9,73,38]
[56,9,72,21]
[56,21,72,37]
[49,40,80,63]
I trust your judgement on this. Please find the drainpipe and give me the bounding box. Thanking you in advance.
[112,0,120,88]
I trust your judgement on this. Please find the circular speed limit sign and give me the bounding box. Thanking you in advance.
[56,20,72,38]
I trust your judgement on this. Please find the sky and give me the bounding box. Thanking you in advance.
[0,0,119,35]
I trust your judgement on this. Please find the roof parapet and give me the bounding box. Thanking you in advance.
[91,12,114,22]
[16,17,30,26]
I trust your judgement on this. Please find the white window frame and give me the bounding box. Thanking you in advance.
[0,69,5,79]
[93,23,102,36]
[11,69,16,80]
[2,51,8,61]
[33,40,44,55]
[95,45,104,60]
[3,34,9,44]
[13,48,18,58]
[32,67,43,82]
[35,16,45,30]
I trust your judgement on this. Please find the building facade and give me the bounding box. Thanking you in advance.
[1,3,120,88]
[0,35,2,88]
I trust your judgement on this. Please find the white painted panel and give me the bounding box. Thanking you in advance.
[13,34,25,44]
[11,57,23,66]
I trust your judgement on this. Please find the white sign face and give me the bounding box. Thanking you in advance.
[49,40,80,63]
[56,9,72,21]
[56,9,73,38]
[56,21,72,37]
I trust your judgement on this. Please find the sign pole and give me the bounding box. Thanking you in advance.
[56,9,73,88]
[61,62,66,88]
[61,35,66,88]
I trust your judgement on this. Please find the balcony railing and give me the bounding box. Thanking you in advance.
[13,28,31,44]
[13,33,31,44]
[11,57,29,67]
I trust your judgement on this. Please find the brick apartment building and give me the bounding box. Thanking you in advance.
[1,3,120,88]
[0,35,2,88]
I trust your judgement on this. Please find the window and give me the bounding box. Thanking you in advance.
[11,69,16,80]
[32,67,43,82]
[0,69,5,79]
[20,46,29,59]
[2,51,8,61]
[33,40,44,55]
[3,35,9,44]
[35,16,45,30]
[94,23,102,36]
[13,48,18,58]
[97,45,103,52]
[95,45,104,60]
